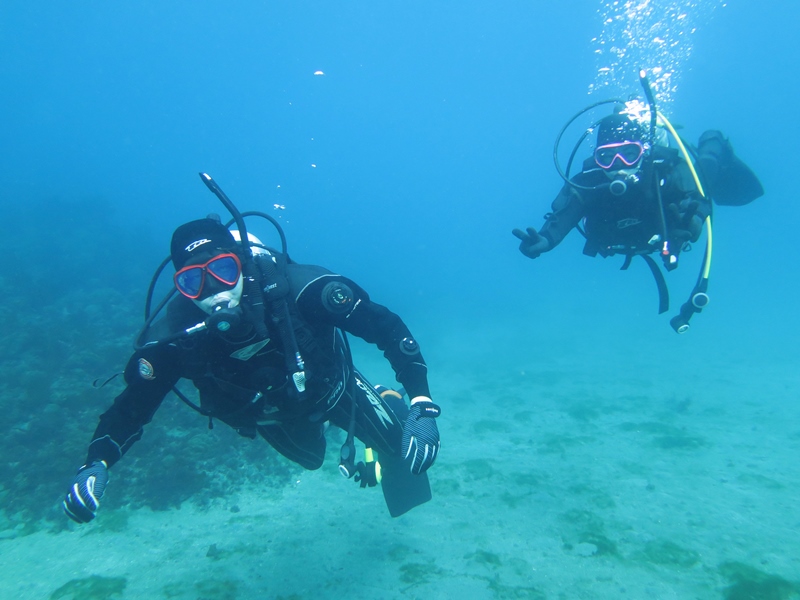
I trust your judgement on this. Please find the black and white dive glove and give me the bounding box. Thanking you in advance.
[402,397,441,475]
[63,460,108,523]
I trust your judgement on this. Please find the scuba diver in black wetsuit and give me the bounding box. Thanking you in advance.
[63,174,440,522]
[513,71,764,333]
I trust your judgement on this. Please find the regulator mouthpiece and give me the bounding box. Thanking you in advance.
[609,178,627,196]
[207,305,244,334]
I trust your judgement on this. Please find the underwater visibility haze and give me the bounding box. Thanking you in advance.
[1,1,799,598]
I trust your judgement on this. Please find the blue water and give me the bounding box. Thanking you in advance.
[1,2,799,598]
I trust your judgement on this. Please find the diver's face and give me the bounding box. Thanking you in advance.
[173,251,244,314]
[604,167,640,181]
[194,276,243,314]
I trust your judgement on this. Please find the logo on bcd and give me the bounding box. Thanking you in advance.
[138,358,155,380]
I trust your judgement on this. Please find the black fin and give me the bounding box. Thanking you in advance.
[379,453,432,517]
[697,130,764,206]
[709,154,764,206]
[375,386,432,517]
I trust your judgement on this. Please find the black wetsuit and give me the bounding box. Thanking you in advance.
[85,257,429,471]
[540,146,711,260]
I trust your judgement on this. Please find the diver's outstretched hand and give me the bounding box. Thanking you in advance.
[63,460,108,523]
[512,227,551,259]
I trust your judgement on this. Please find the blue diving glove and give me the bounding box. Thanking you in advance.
[63,460,108,523]
[402,397,441,475]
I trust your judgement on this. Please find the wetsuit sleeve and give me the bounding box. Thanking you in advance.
[85,343,181,467]
[539,184,585,248]
[295,274,431,399]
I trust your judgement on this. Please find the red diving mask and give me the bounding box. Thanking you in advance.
[174,253,242,299]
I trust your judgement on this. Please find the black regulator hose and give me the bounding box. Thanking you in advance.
[225,211,288,256]
[144,256,174,321]
[200,173,306,398]
[553,97,626,191]
[638,70,670,259]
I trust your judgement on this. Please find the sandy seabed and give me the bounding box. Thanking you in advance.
[2,329,799,600]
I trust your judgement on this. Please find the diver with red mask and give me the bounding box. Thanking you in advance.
[63,175,440,523]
